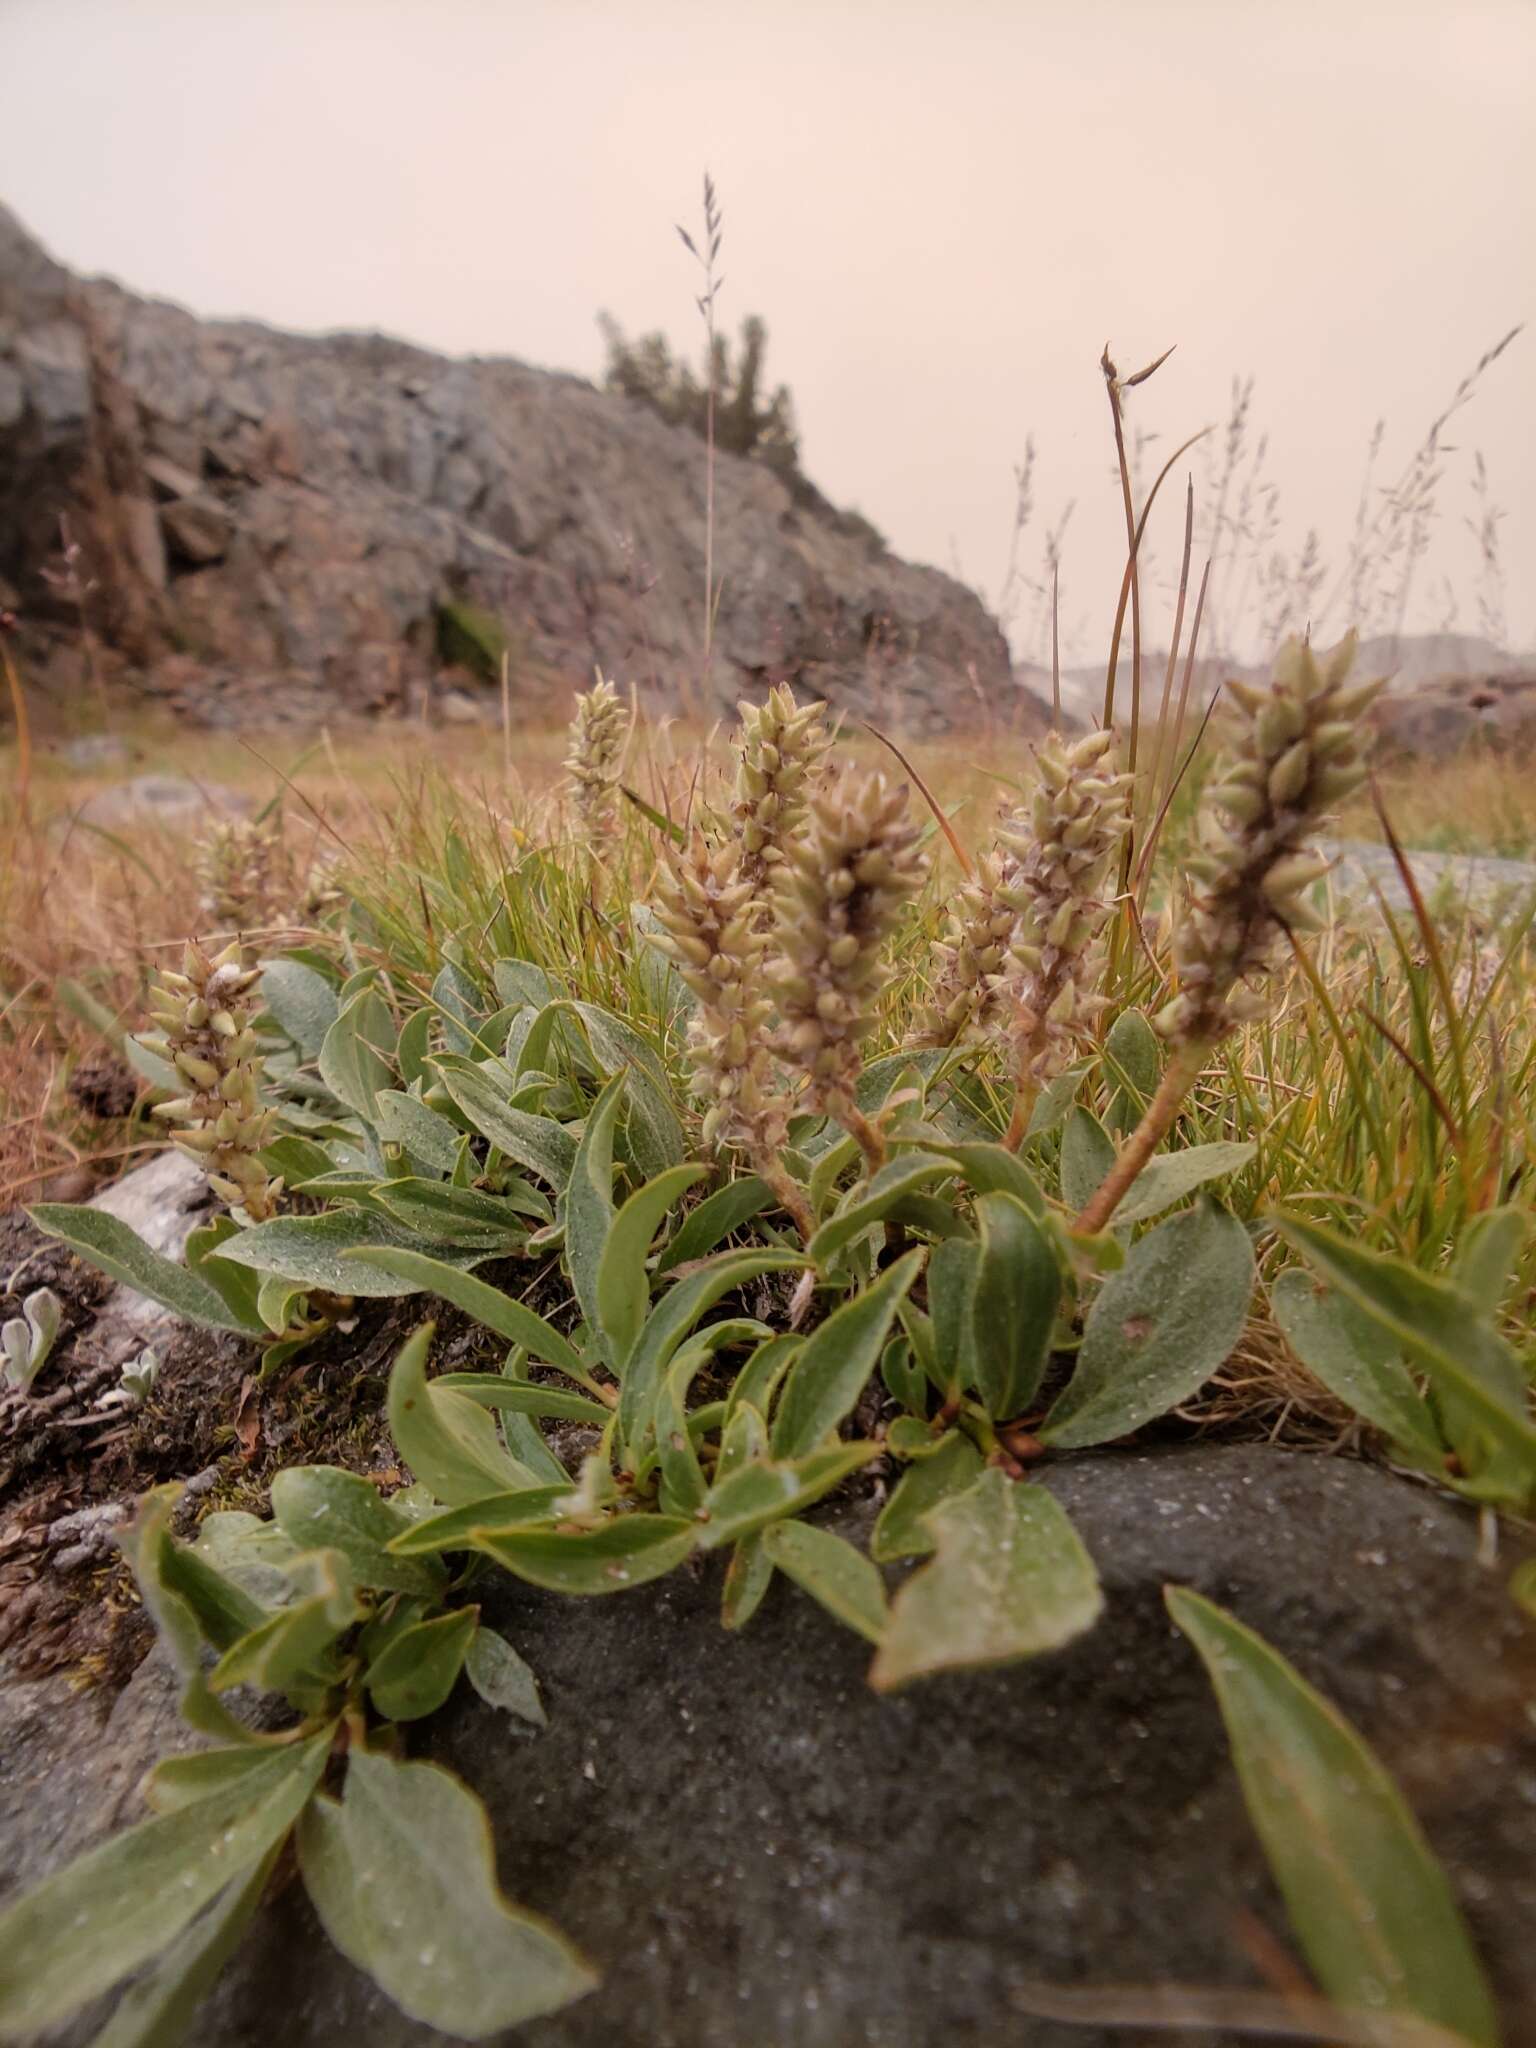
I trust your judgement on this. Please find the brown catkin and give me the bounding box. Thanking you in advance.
[650,832,789,1159]
[564,673,628,840]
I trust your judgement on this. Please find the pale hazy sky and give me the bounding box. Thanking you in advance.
[2,0,1532,664]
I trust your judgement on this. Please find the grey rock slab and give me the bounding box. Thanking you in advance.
[9,1446,1530,2047]
[86,1149,213,1350]
[69,772,251,830]
[1319,836,1536,918]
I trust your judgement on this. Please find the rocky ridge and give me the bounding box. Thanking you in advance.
[0,205,1025,734]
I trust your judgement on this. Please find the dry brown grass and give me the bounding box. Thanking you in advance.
[0,711,578,1211]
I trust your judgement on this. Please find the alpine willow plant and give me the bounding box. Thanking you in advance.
[13,633,1533,2044]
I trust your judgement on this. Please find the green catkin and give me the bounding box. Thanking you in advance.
[144,940,280,1222]
[731,684,832,895]
[564,672,628,840]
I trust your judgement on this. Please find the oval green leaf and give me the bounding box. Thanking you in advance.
[1041,1201,1254,1449]
[870,1469,1102,1692]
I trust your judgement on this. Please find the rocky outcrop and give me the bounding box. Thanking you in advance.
[1365,668,1536,756]
[0,206,1026,734]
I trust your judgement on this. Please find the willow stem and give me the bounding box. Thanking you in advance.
[841,1104,888,1179]
[1073,1041,1208,1235]
[757,1158,817,1246]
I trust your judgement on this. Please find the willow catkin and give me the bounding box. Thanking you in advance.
[731,684,831,895]
[1157,631,1382,1047]
[906,846,1018,1049]
[564,672,628,840]
[999,728,1134,1095]
[769,767,927,1137]
[650,832,787,1159]
[145,941,280,1221]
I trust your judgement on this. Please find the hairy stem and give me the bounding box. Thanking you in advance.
[1072,1042,1206,1235]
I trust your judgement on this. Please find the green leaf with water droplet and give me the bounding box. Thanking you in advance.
[869,1468,1102,1692]
[762,1520,888,1643]
[0,1731,328,2034]
[1040,1201,1253,1449]
[473,1513,697,1594]
[1166,1585,1499,2048]
[298,1753,593,2036]
[271,1465,447,1598]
